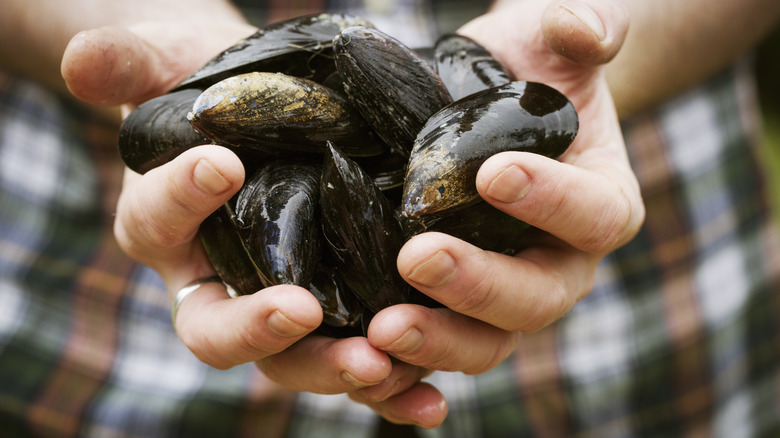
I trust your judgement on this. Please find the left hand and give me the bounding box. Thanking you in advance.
[354,0,643,426]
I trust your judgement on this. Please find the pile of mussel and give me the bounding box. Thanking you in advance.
[118,13,579,337]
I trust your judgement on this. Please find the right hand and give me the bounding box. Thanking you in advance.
[62,21,445,428]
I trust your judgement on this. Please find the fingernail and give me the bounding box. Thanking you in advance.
[193,159,231,195]
[267,310,309,338]
[382,328,423,353]
[341,371,372,387]
[560,0,606,41]
[360,378,401,402]
[485,165,532,203]
[406,250,457,288]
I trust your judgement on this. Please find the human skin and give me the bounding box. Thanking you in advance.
[5,0,776,429]
[603,0,780,118]
[490,0,780,119]
[0,0,250,100]
[79,0,639,428]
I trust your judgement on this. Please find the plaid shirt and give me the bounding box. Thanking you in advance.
[2,2,780,437]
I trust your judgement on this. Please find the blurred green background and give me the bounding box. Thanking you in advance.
[757,27,780,225]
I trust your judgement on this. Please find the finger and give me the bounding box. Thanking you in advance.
[356,362,433,403]
[367,304,520,375]
[476,151,644,253]
[175,283,323,369]
[349,382,448,430]
[62,26,162,106]
[457,0,629,100]
[397,232,599,333]
[114,145,244,270]
[542,0,630,66]
[256,335,393,395]
[61,22,255,106]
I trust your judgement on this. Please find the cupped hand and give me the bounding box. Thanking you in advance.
[360,0,642,426]
[61,21,442,428]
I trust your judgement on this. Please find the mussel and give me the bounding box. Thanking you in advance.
[233,161,322,288]
[188,71,385,157]
[353,147,409,193]
[319,142,409,313]
[422,202,532,255]
[400,81,579,229]
[117,13,581,339]
[433,33,511,100]
[200,204,264,297]
[118,89,210,174]
[309,260,364,337]
[333,26,453,157]
[173,13,375,91]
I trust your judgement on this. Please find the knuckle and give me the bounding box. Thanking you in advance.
[200,354,233,371]
[448,271,499,317]
[179,328,235,370]
[235,318,276,360]
[420,340,462,372]
[529,177,569,226]
[113,218,140,259]
[179,305,272,371]
[578,201,631,252]
[512,279,571,333]
[255,357,284,383]
[120,182,201,252]
[463,331,520,375]
[577,186,644,253]
[135,209,192,250]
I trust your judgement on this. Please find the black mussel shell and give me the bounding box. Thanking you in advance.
[333,26,453,157]
[400,81,578,225]
[173,13,374,91]
[118,89,210,174]
[411,46,436,69]
[353,146,409,192]
[200,204,264,296]
[308,262,364,338]
[188,72,385,157]
[233,160,322,288]
[434,33,511,101]
[319,70,347,95]
[320,142,409,314]
[421,201,532,255]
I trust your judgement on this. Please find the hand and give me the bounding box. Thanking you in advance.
[356,0,642,426]
[62,20,442,428]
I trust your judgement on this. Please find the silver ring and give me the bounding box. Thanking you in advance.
[171,275,224,328]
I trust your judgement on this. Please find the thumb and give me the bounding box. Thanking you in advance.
[61,22,254,106]
[542,0,629,66]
